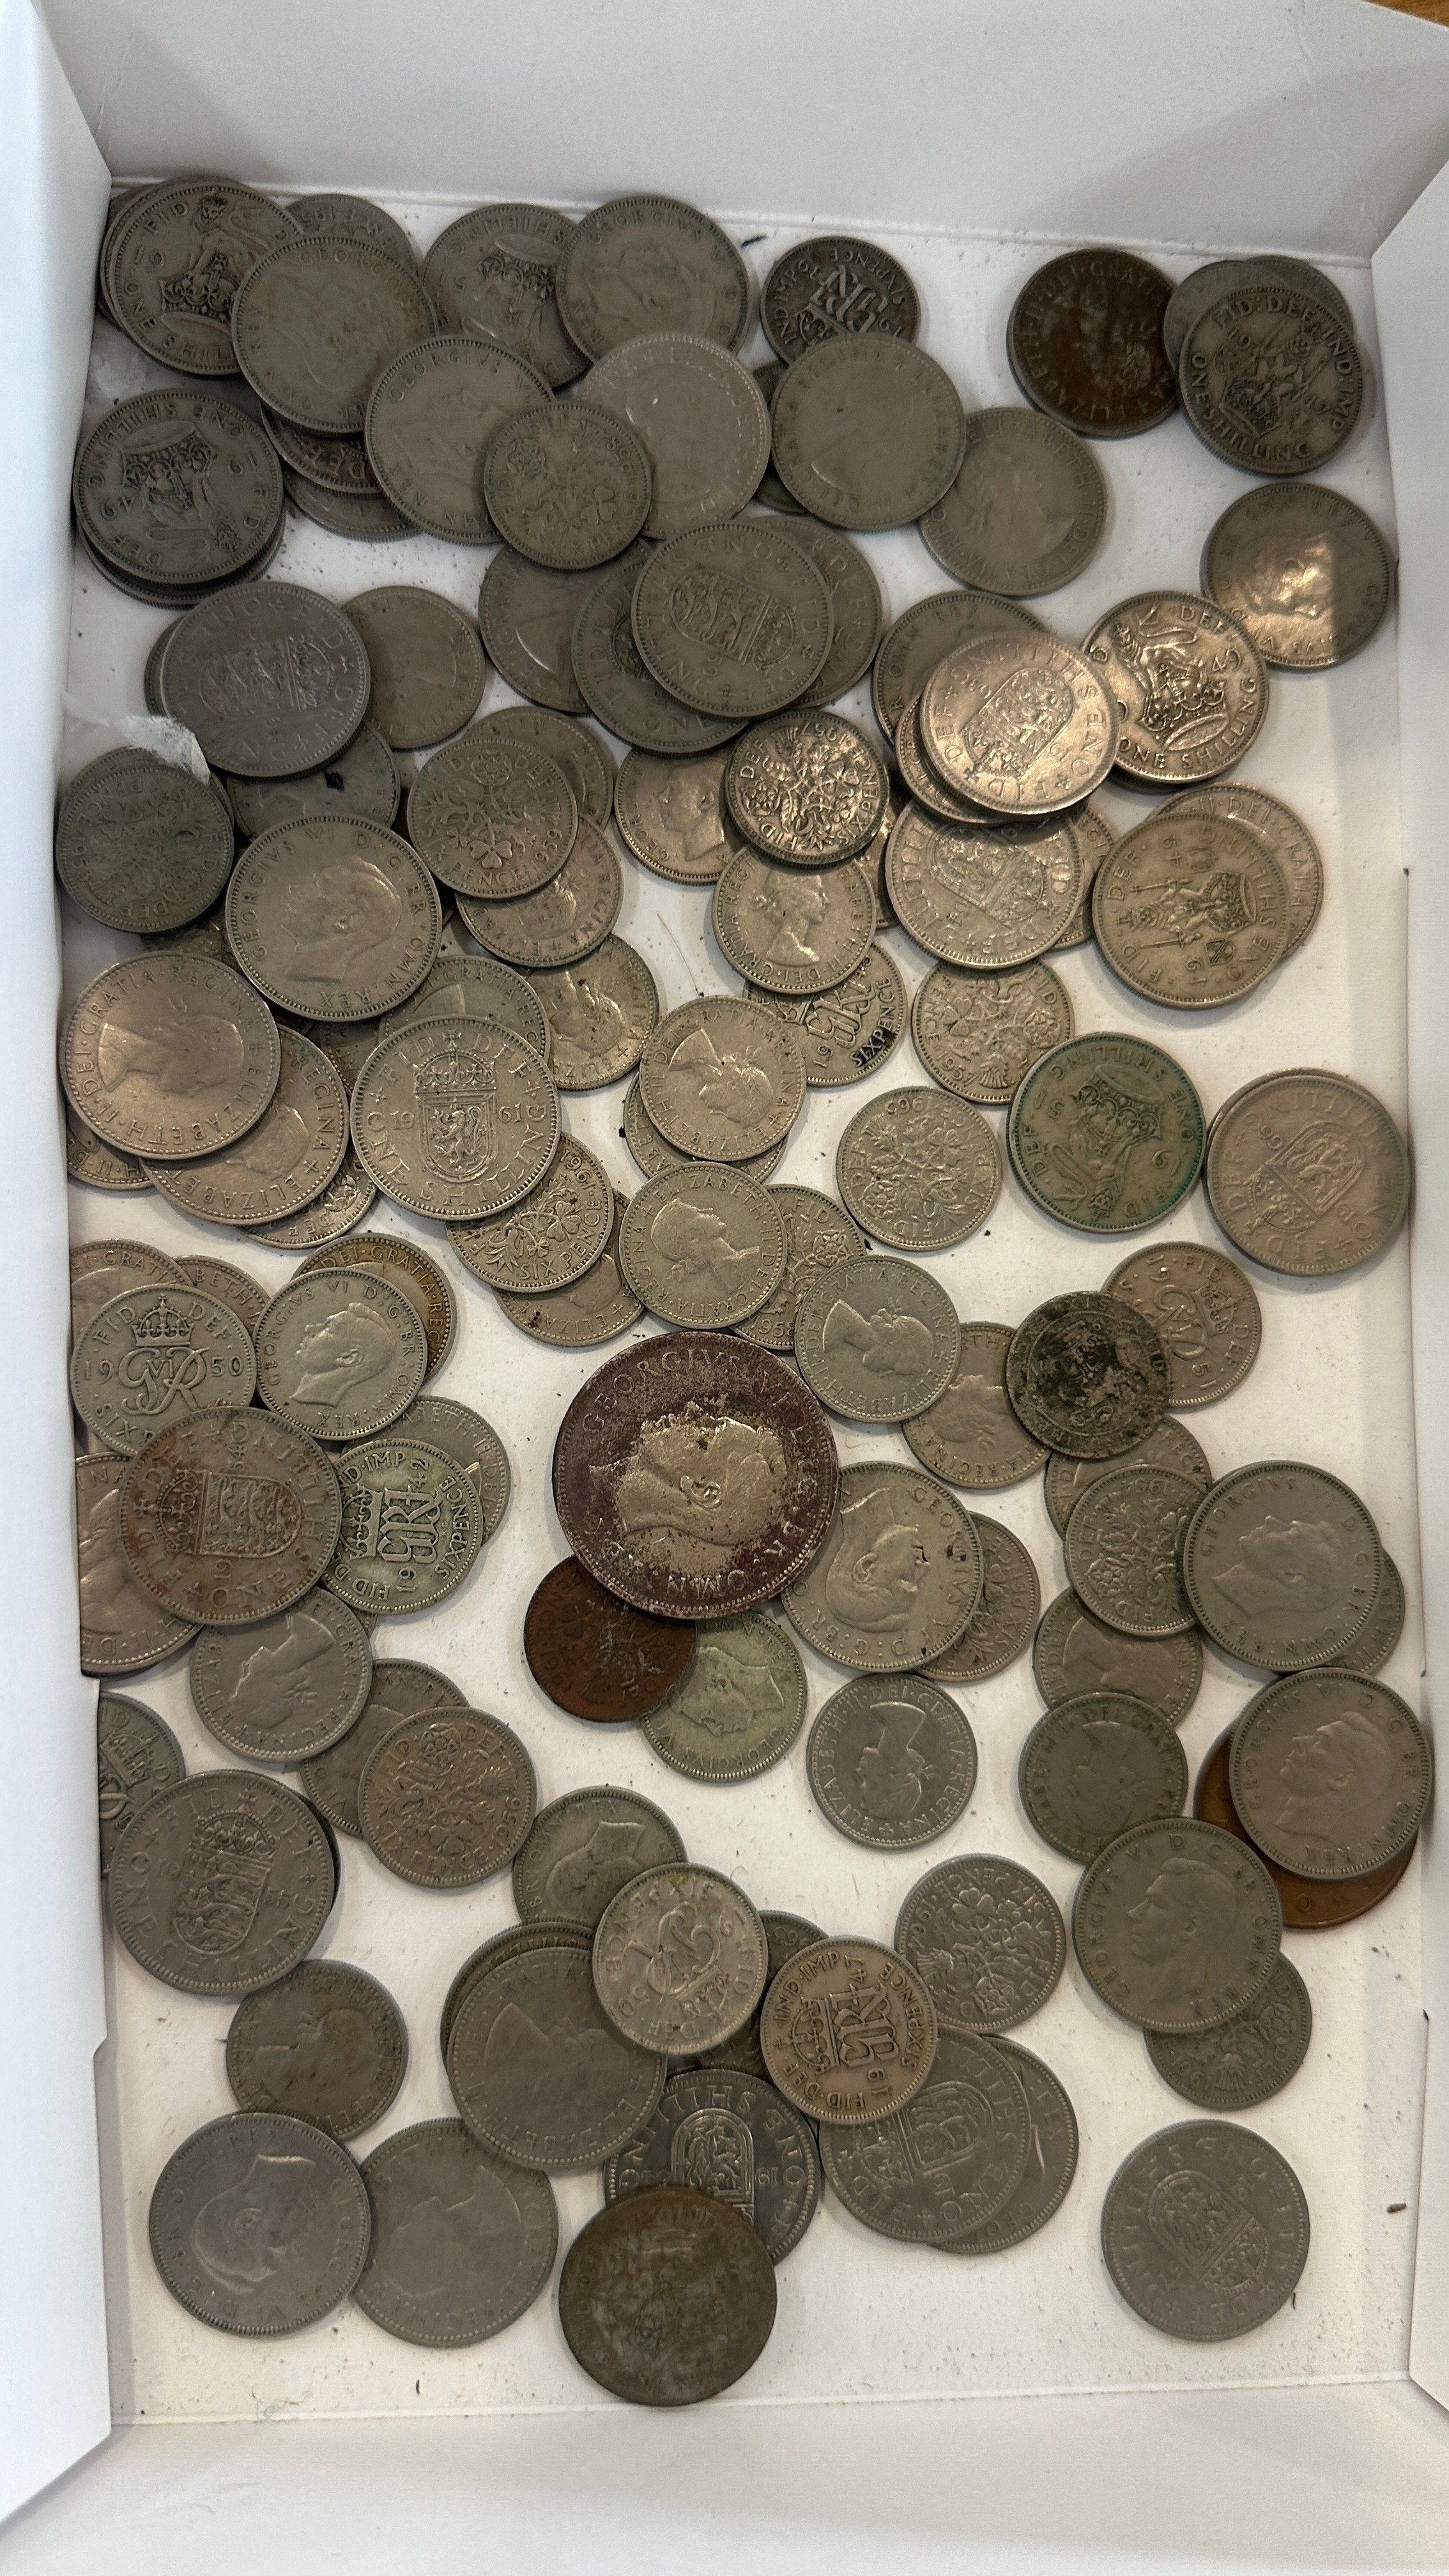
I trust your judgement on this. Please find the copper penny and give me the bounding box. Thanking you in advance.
[525,1558,697,1724]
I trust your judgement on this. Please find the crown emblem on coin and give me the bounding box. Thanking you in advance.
[131,1295,195,1347]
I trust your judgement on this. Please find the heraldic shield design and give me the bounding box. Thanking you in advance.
[415,1035,499,1185]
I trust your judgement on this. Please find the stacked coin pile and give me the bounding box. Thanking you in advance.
[69,187,1418,2389]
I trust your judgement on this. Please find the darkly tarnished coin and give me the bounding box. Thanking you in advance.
[920,631,1117,816]
[326,1436,484,1616]
[771,337,966,527]
[643,1613,806,1783]
[884,806,1082,967]
[903,1322,1049,1492]
[66,1108,150,1194]
[725,712,888,866]
[1202,482,1393,669]
[1093,808,1288,1009]
[226,1960,405,2138]
[70,1284,256,1456]
[72,1239,188,1347]
[560,2186,775,2406]
[389,1396,509,1539]
[61,953,280,1163]
[735,1187,865,1354]
[226,816,441,1021]
[408,733,577,903]
[1204,1070,1409,1276]
[480,549,595,713]
[581,332,769,541]
[607,2069,820,2264]
[872,586,1042,739]
[895,1855,1066,2035]
[762,234,918,362]
[232,236,436,433]
[556,195,751,362]
[339,592,484,754]
[450,1135,612,1294]
[760,1937,937,2125]
[494,1193,643,1347]
[526,942,657,1083]
[449,1942,666,2172]
[1230,1669,1430,1880]
[56,749,234,935]
[912,960,1072,1107]
[1063,1466,1201,1638]
[1073,1818,1282,2033]
[483,398,651,567]
[360,1706,535,1887]
[460,829,622,973]
[1328,1550,1406,1679]
[808,1672,977,1851]
[921,1515,1040,1684]
[632,523,833,719]
[713,850,875,997]
[1034,1588,1203,1724]
[624,1080,781,1184]
[1147,1954,1312,2112]
[228,724,400,839]
[1101,2120,1309,2340]
[1008,247,1176,436]
[835,1085,1002,1251]
[161,583,371,778]
[119,1407,341,1627]
[615,747,744,883]
[1020,1692,1188,1864]
[640,995,806,1160]
[145,1027,349,1230]
[1083,592,1268,789]
[295,1234,456,1377]
[149,2110,369,2336]
[942,2037,1079,2255]
[107,178,298,372]
[919,405,1108,595]
[473,705,615,829]
[572,546,742,754]
[783,1460,982,1673]
[1182,1459,1381,1671]
[524,1557,696,1724]
[109,1770,335,1995]
[350,1015,559,1222]
[1103,1243,1261,1408]
[1044,1418,1211,1538]
[594,1866,769,2056]
[793,1254,960,1425]
[190,1591,371,1764]
[78,1455,199,1677]
[514,1787,686,1930]
[1195,1727,1414,1930]
[98,1693,185,1872]
[423,200,583,387]
[1009,1034,1206,1234]
[1007,1292,1170,1460]
[355,2119,558,2348]
[618,1163,788,1329]
[553,1332,839,1621]
[746,946,905,1089]
[300,1657,466,1838]
[255,1271,426,1443]
[1170,783,1322,960]
[820,2029,1030,2243]
[1179,280,1363,477]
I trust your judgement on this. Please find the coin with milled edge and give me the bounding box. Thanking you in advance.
[57,749,235,935]
[460,825,622,971]
[782,1459,982,1674]
[77,386,282,593]
[793,1254,960,1425]
[745,949,905,1091]
[1034,1589,1202,1723]
[120,1407,341,1627]
[572,546,742,754]
[594,1866,768,2057]
[1103,1243,1260,1409]
[1073,1818,1282,2033]
[902,1323,1048,1492]
[1084,591,1268,788]
[615,747,746,883]
[920,631,1117,816]
[619,1164,787,1330]
[61,953,281,1163]
[107,178,298,372]
[78,1456,199,1678]
[895,692,989,824]
[232,236,436,433]
[786,521,885,706]
[527,940,657,1085]
[355,2120,558,2349]
[254,1271,426,1443]
[1202,482,1392,669]
[71,1240,188,1345]
[260,406,384,494]
[633,523,833,718]
[423,201,582,388]
[624,1081,782,1185]
[1183,1459,1381,1671]
[98,1693,185,1872]
[1020,1692,1188,1864]
[484,401,653,567]
[300,1657,466,1838]
[448,1942,666,2173]
[695,1913,825,2082]
[149,2110,369,2336]
[110,1770,335,1995]
[70,1285,256,1457]
[1007,1292,1170,1460]
[1092,808,1288,1008]
[1050,803,1114,949]
[912,960,1072,1107]
[441,1922,590,2062]
[450,1136,613,1294]
[714,850,875,997]
[283,471,411,540]
[640,997,806,1160]
[606,2068,820,2264]
[941,2037,1079,2255]
[581,332,769,541]
[1009,1034,1206,1234]
[559,2186,776,2407]
[1045,1418,1211,1537]
[480,549,594,714]
[390,1396,509,1538]
[226,1960,405,2138]
[921,1516,1040,1683]
[553,1331,839,1621]
[296,1232,457,1376]
[145,1028,349,1230]
[524,1558,696,1724]
[190,1591,371,1764]
[408,733,577,904]
[495,1195,643,1347]
[808,1672,977,1852]
[1064,1466,1201,1638]
[761,1937,937,2126]
[762,234,918,363]
[360,1706,535,1888]
[226,816,442,1022]
[919,405,1108,595]
[873,587,1043,738]
[643,1613,806,1784]
[1230,1669,1430,1880]
[66,1108,150,1195]
[556,196,751,362]
[836,1086,1002,1252]
[382,951,551,1062]
[350,1014,559,1222]
[820,2028,1029,2242]
[1205,1070,1409,1276]
[771,337,966,528]
[1008,248,1176,436]
[166,582,372,779]
[345,589,487,752]
[1194,1728,1414,1931]
[725,712,888,866]
[735,1188,865,1354]
[1179,280,1363,477]
[326,1436,484,1617]
[1101,2120,1308,2340]
[895,1853,1066,2035]
[1146,1955,1312,2112]
[1169,783,1321,960]
[885,805,1082,967]
[1164,256,1356,366]
[514,1786,686,1929]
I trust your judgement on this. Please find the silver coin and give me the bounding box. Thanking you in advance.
[1033,1588,1203,1724]
[1102,1241,1261,1409]
[493,1194,643,1348]
[190,1591,371,1763]
[1092,807,1289,1009]
[70,1284,256,1456]
[98,1692,185,1873]
[793,1254,960,1425]
[422,200,582,388]
[1181,1459,1381,1671]
[447,1942,665,2174]
[580,331,769,540]
[939,2037,1079,2255]
[449,1135,613,1294]
[344,588,487,752]
[61,953,282,1163]
[1082,590,1266,788]
[350,1013,560,1222]
[622,1079,783,1185]
[526,940,659,1089]
[1201,482,1393,669]
[233,235,437,434]
[325,1437,485,1619]
[903,1323,1049,1492]
[639,997,805,1161]
[380,952,551,1062]
[821,2028,1032,2248]
[1101,2120,1309,2340]
[254,1269,427,1442]
[225,816,442,1023]
[354,2120,558,2348]
[1146,1955,1312,2111]
[782,1460,983,1673]
[1062,1466,1202,1638]
[479,549,596,714]
[56,748,235,935]
[835,1085,1002,1251]
[406,733,578,904]
[513,1786,686,1931]
[149,2111,369,2336]
[643,1613,807,1784]
[734,1186,866,1353]
[161,582,371,778]
[146,1029,349,1232]
[921,1515,1040,1684]
[468,705,615,829]
[388,1395,510,1540]
[300,1656,467,1838]
[1166,783,1322,960]
[1324,1549,1406,1679]
[606,2069,821,2264]
[872,586,1043,738]
[1020,1692,1189,1864]
[1179,278,1363,478]
[614,746,746,884]
[1044,1418,1211,1537]
[459,824,622,971]
[77,1453,200,1679]
[594,1865,769,2056]
[884,804,1082,967]
[895,1853,1066,2034]
[1229,1668,1430,1880]
[358,1706,535,1888]
[224,1957,406,2139]
[227,726,401,839]
[295,1232,457,1376]
[919,404,1107,597]
[1073,1818,1282,2033]
[617,1163,787,1328]
[713,852,875,997]
[911,959,1073,1107]
[807,1671,977,1851]
[744,947,906,1091]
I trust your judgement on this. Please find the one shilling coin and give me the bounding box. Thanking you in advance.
[1202,481,1393,668]
[940,2037,1078,2255]
[350,1014,559,1222]
[343,588,486,751]
[1204,1070,1409,1276]
[1073,1818,1281,2032]
[97,1692,185,1872]
[225,816,442,1022]
[149,2110,369,2334]
[190,1590,371,1764]
[296,1232,457,1376]
[919,631,1117,816]
[1179,279,1362,477]
[231,236,437,433]
[1092,807,1289,1008]
[1101,2120,1308,2340]
[632,522,833,718]
[110,1770,335,1994]
[770,337,966,527]
[1229,1669,1430,1879]
[61,953,280,1163]
[1008,1034,1206,1233]
[119,1408,341,1626]
[354,2119,558,2347]
[1168,782,1322,960]
[606,2069,821,2265]
[884,805,1082,967]
[1082,591,1266,786]
[781,1459,982,1672]
[819,2029,1029,2242]
[1181,1459,1381,1671]
[77,1455,199,1678]
[1020,1691,1189,1864]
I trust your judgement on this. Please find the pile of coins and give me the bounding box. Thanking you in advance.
[72,185,1419,2395]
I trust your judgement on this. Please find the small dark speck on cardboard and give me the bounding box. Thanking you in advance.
[1390,2202,1407,2213]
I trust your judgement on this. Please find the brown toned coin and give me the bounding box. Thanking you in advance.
[1230,1669,1430,1880]
[448,1942,666,2172]
[109,1770,335,1995]
[762,233,919,362]
[605,2069,821,2264]
[1034,1588,1203,1724]
[119,1407,341,1627]
[514,1787,686,1929]
[61,953,280,1163]
[325,1436,484,1616]
[921,1515,1040,1683]
[174,1257,266,1337]
[556,194,750,362]
[190,1591,371,1763]
[1007,1292,1171,1460]
[1183,1460,1381,1671]
[919,631,1117,816]
[553,1331,839,1621]
[1008,247,1176,436]
[254,1271,426,1443]
[632,522,833,719]
[872,586,1042,738]
[807,1671,976,1851]
[459,826,622,972]
[919,404,1108,595]
[760,1936,937,2125]
[594,1865,768,2055]
[615,746,746,883]
[1020,1692,1188,1864]
[1201,482,1393,669]
[56,747,236,935]
[226,1960,406,2138]
[353,2120,559,2349]
[639,996,805,1161]
[70,1285,256,1457]
[145,1028,349,1229]
[1044,1416,1212,1537]
[78,1456,199,1676]
[525,1557,696,1724]
[819,2029,1030,2244]
[360,1706,534,1888]
[725,711,888,866]
[226,817,442,1022]
[344,589,486,751]
[884,805,1082,967]
[231,235,436,433]
[159,582,371,777]
[902,1322,1049,1492]
[1103,1242,1261,1407]
[450,1135,613,1294]
[296,1232,457,1376]
[770,337,966,527]
[571,544,742,755]
[423,200,583,387]
[559,2186,775,2406]
[407,733,577,903]
[494,1193,643,1347]
[735,1186,865,1354]
[581,332,769,541]
[895,1853,1066,2035]
[350,1014,559,1223]
[1073,1818,1281,2034]
[300,1656,467,1838]
[479,548,595,714]
[365,335,551,544]
[912,959,1073,1107]
[388,1395,509,1539]
[1195,1725,1414,1929]
[148,2110,368,2336]
[781,1459,982,1673]
[1083,592,1267,788]
[1205,1070,1409,1276]
[97,1692,185,1872]
[744,950,906,1090]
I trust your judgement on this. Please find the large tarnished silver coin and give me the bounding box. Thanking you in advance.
[225,1959,406,2139]
[606,2069,820,2264]
[190,1591,371,1765]
[1101,2120,1309,2340]
[360,1706,534,1888]
[782,1459,982,1673]
[1204,1070,1409,1276]
[1006,1292,1171,1460]
[594,1865,769,2056]
[760,1936,937,2126]
[354,2120,558,2347]
[109,1770,335,1995]
[61,953,281,1163]
[1179,279,1363,477]
[448,1942,666,2173]
[559,2186,776,2407]
[1073,1818,1282,2033]
[1019,1692,1189,1864]
[1181,1459,1381,1672]
[1229,1669,1430,1880]
[793,1254,960,1427]
[149,2110,369,2335]
[1146,1955,1312,2112]
[895,1855,1066,2035]
[642,1613,807,1784]
[350,1014,559,1223]
[819,2030,1030,2243]
[513,1786,686,1931]
[835,1086,1002,1251]
[119,1407,341,1627]
[1008,1033,1206,1234]
[807,1671,976,1851]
